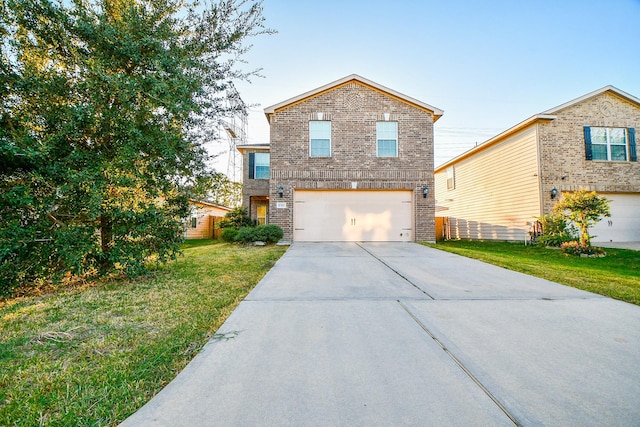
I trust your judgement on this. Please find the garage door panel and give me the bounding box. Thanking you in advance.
[294,191,412,242]
[590,194,640,243]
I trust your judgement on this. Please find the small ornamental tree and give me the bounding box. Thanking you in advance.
[552,190,610,247]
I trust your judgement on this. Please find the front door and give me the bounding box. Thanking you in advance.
[256,204,267,225]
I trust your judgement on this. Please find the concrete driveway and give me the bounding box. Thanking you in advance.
[598,241,640,251]
[121,243,640,427]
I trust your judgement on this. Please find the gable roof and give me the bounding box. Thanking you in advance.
[263,74,444,122]
[434,114,555,172]
[435,85,640,172]
[541,85,640,114]
[189,199,231,211]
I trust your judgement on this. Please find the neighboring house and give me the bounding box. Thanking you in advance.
[434,86,640,243]
[239,74,443,242]
[184,200,231,239]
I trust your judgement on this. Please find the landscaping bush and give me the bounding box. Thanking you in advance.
[537,213,577,247]
[234,227,257,244]
[228,224,284,244]
[220,228,239,242]
[560,241,606,257]
[218,207,253,229]
[253,224,284,244]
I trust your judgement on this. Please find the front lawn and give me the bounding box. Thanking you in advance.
[0,240,286,426]
[426,240,640,305]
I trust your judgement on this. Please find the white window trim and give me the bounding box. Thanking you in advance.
[376,121,398,158]
[254,152,270,179]
[309,121,331,158]
[591,127,628,162]
[446,166,455,190]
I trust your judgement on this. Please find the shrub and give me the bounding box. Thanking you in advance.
[218,207,253,230]
[234,227,257,244]
[537,213,577,247]
[220,228,239,242]
[560,241,606,257]
[253,224,284,244]
[228,224,284,244]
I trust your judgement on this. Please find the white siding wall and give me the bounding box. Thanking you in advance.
[435,126,542,241]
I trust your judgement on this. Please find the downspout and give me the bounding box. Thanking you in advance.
[535,122,545,218]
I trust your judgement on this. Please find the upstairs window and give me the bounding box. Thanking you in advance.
[584,127,636,162]
[249,152,270,179]
[446,167,455,190]
[377,121,398,157]
[309,121,331,157]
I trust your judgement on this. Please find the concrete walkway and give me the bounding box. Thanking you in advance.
[121,243,640,427]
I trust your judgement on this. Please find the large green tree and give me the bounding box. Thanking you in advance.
[0,0,270,293]
[190,172,242,207]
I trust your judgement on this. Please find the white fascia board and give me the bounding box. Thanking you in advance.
[263,74,444,119]
[236,144,270,153]
[542,85,640,114]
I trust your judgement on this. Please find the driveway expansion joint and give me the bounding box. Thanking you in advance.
[356,242,435,300]
[397,299,522,427]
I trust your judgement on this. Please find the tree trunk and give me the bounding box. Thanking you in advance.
[100,214,113,271]
[579,213,589,247]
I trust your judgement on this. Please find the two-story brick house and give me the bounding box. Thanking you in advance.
[239,74,443,242]
[434,85,640,243]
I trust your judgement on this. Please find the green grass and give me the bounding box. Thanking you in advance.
[425,240,640,305]
[0,240,286,426]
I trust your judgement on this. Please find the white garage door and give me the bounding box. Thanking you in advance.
[590,193,640,243]
[293,190,413,242]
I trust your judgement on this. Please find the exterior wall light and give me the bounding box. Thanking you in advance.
[277,185,284,198]
[422,186,429,199]
[550,187,558,199]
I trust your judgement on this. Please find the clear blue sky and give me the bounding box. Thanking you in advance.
[221,0,640,171]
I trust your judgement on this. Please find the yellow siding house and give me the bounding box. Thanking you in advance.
[184,200,231,239]
[435,86,640,243]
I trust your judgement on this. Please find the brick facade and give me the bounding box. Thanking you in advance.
[264,77,440,242]
[538,91,640,214]
[238,145,270,221]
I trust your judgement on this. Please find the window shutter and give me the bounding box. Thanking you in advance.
[248,152,255,179]
[629,128,637,162]
[583,126,592,160]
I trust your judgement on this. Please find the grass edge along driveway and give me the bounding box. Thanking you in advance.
[0,240,286,427]
[425,240,639,306]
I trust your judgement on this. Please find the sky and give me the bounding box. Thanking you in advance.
[216,0,640,178]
